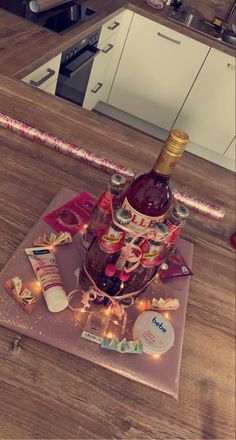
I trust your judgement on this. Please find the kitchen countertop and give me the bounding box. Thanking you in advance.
[0,0,235,79]
[0,1,235,438]
[0,72,235,438]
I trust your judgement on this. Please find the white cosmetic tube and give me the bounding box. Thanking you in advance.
[25,247,68,312]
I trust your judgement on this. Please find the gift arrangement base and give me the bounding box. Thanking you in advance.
[0,187,193,399]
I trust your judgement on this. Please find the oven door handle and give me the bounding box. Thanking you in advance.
[60,45,100,78]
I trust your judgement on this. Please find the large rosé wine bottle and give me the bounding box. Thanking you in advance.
[121,129,189,234]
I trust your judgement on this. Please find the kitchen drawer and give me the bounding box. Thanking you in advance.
[99,11,124,44]
[83,34,117,110]
[41,79,58,95]
[22,54,62,91]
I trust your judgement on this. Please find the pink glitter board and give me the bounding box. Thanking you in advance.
[0,187,193,398]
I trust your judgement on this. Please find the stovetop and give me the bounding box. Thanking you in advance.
[0,1,97,34]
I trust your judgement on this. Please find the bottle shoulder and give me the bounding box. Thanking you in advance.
[123,171,172,216]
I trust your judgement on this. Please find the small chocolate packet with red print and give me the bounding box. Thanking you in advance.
[43,192,96,236]
[161,246,193,280]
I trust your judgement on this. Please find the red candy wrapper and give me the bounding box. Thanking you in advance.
[161,246,193,280]
[44,192,96,236]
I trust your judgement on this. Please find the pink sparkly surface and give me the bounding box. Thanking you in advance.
[0,187,194,398]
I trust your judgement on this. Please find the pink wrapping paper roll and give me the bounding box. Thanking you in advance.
[0,112,225,220]
[29,0,71,13]
[0,112,134,180]
[172,189,225,220]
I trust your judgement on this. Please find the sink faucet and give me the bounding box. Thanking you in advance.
[225,1,236,25]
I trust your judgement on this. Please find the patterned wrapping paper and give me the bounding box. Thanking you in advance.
[0,112,225,220]
[172,189,225,221]
[0,112,134,180]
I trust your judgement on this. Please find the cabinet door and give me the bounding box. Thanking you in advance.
[22,54,62,95]
[174,49,236,154]
[99,10,125,44]
[102,10,134,103]
[83,10,134,111]
[42,79,58,95]
[108,13,209,130]
[83,33,118,110]
[224,137,235,161]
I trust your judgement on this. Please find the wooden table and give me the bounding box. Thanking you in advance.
[0,74,235,439]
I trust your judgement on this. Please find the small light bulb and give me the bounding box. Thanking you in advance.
[152,354,160,359]
[137,300,144,309]
[106,332,113,339]
[164,312,170,320]
[104,307,111,316]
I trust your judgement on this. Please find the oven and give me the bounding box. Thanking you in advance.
[55,28,101,107]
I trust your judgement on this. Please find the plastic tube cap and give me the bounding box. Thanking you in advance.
[43,286,69,313]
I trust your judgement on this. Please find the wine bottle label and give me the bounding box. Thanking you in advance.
[97,191,115,214]
[165,221,182,246]
[154,149,178,176]
[121,198,166,234]
[99,225,125,253]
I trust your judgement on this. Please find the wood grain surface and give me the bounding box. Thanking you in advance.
[0,0,234,80]
[0,73,235,439]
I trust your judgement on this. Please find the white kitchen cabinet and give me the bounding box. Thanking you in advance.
[224,137,235,161]
[108,13,209,131]
[83,33,118,111]
[22,53,62,95]
[174,49,236,155]
[42,80,58,95]
[99,10,125,43]
[83,10,133,111]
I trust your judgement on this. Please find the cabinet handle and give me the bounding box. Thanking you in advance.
[102,43,114,54]
[30,68,55,87]
[157,32,181,45]
[91,82,103,93]
[227,63,236,70]
[108,21,120,30]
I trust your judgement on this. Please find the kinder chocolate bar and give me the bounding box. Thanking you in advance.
[161,246,193,280]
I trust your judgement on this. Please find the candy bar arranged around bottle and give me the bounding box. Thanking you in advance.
[3,129,193,358]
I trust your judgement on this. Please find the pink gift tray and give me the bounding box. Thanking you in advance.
[0,187,193,398]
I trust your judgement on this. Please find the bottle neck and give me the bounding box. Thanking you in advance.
[153,138,186,176]
[168,213,183,227]
[153,150,177,176]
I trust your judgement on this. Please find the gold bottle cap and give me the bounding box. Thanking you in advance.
[153,129,189,176]
[165,129,189,157]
